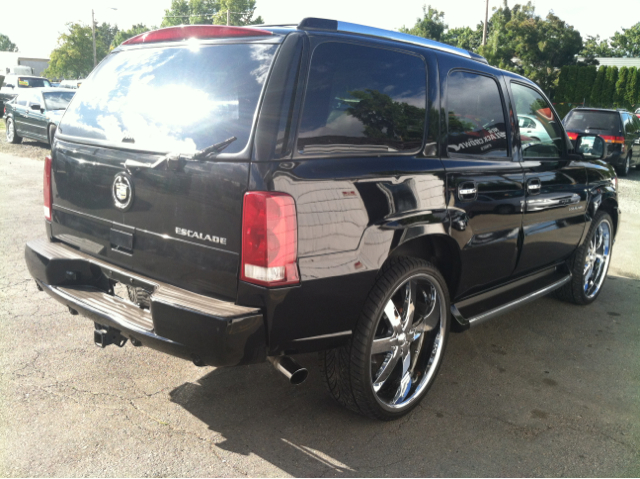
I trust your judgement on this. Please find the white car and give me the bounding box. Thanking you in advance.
[518,114,553,144]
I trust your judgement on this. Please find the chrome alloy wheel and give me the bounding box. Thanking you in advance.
[369,274,446,411]
[583,219,612,299]
[6,118,14,142]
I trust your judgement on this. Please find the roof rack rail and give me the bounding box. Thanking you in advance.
[297,17,488,64]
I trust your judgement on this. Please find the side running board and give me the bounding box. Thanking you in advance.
[451,274,571,328]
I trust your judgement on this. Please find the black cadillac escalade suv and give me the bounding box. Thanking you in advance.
[25,19,620,420]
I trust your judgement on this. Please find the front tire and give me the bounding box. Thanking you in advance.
[319,258,450,420]
[557,211,613,305]
[5,117,22,144]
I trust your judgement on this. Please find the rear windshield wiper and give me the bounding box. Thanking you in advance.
[123,137,237,173]
[191,136,237,160]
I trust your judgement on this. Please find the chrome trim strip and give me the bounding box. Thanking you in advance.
[336,21,472,59]
[52,205,237,256]
[467,275,571,327]
[290,330,352,343]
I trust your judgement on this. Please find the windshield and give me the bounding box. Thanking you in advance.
[565,111,621,132]
[43,91,76,110]
[60,43,279,154]
[17,77,51,88]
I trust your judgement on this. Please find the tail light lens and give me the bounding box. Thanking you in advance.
[566,131,578,140]
[600,135,624,144]
[44,155,52,221]
[241,191,299,287]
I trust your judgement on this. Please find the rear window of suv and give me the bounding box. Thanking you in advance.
[59,43,279,154]
[564,111,621,132]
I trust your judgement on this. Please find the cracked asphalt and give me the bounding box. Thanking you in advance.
[0,147,639,477]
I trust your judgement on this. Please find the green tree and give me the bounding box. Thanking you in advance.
[442,25,483,51]
[161,0,263,27]
[625,67,638,108]
[399,5,447,42]
[579,35,612,64]
[479,2,582,95]
[636,68,640,107]
[0,33,18,52]
[43,22,117,79]
[610,22,640,57]
[566,65,579,102]
[555,66,570,102]
[111,24,149,49]
[212,0,264,25]
[590,66,606,107]
[614,67,629,108]
[602,66,618,108]
[579,66,597,105]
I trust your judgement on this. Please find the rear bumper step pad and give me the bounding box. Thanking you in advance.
[26,238,266,367]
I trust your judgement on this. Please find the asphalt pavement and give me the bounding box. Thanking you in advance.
[0,149,638,477]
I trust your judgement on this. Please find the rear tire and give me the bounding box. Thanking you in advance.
[319,257,450,420]
[48,124,56,146]
[556,211,613,305]
[617,153,630,177]
[5,117,22,144]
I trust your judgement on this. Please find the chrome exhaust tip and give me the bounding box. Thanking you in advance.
[268,356,308,385]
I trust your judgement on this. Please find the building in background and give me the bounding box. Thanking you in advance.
[0,52,50,77]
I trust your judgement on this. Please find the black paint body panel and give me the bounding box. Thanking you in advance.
[27,28,621,366]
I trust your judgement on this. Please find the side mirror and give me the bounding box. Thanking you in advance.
[574,134,605,160]
[30,103,41,111]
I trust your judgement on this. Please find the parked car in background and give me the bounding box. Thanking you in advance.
[517,113,553,144]
[24,21,619,420]
[4,88,75,145]
[564,107,640,176]
[0,74,52,115]
[635,108,640,119]
[58,79,83,89]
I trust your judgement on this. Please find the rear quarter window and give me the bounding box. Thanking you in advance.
[296,42,427,157]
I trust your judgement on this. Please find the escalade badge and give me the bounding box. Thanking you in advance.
[112,173,134,211]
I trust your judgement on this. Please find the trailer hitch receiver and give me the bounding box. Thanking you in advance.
[94,323,128,348]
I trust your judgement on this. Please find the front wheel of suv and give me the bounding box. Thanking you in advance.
[557,211,613,305]
[319,258,450,420]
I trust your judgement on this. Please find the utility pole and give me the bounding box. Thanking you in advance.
[227,9,230,26]
[92,9,97,67]
[482,0,489,46]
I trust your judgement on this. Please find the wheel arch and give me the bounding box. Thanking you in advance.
[386,233,462,306]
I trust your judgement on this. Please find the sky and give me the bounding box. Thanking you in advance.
[3,0,639,58]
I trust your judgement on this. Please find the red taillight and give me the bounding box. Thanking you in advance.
[122,25,273,45]
[44,155,52,221]
[566,131,578,140]
[241,191,299,287]
[600,135,624,144]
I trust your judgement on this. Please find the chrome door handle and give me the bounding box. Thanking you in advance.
[527,178,541,195]
[458,181,478,201]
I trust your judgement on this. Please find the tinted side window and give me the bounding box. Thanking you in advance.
[446,71,508,157]
[17,95,27,106]
[511,82,563,158]
[297,42,426,156]
[623,113,635,134]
